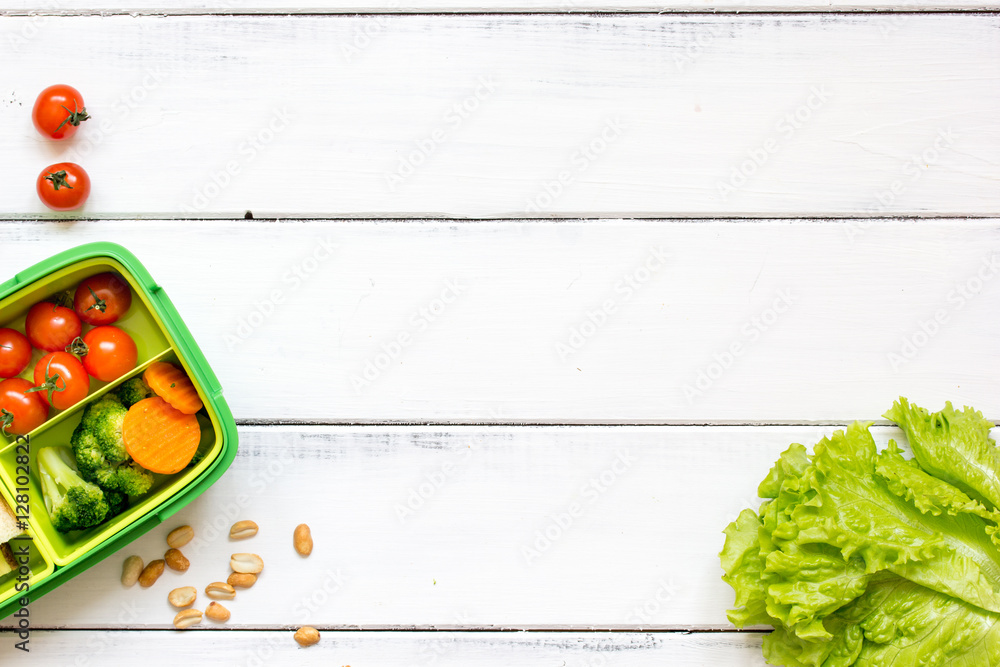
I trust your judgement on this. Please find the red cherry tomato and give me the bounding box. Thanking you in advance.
[0,378,49,436]
[37,162,91,211]
[32,84,90,140]
[32,352,89,410]
[74,273,132,325]
[79,326,137,382]
[25,302,82,352]
[0,329,32,378]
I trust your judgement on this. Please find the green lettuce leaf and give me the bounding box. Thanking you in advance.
[885,397,1000,511]
[721,399,1000,667]
[854,577,1000,667]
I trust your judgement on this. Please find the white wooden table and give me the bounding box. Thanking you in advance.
[1,1,998,664]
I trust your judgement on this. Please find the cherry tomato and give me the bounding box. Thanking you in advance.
[37,162,91,211]
[78,326,137,382]
[31,352,89,410]
[0,378,49,436]
[0,329,32,378]
[74,273,132,325]
[25,302,82,352]
[32,84,90,140]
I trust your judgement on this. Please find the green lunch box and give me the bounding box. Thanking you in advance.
[0,242,238,619]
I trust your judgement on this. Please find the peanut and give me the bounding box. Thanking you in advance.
[205,601,230,623]
[121,555,143,587]
[164,548,190,572]
[166,525,194,549]
[168,586,197,608]
[293,524,313,557]
[294,626,320,647]
[138,559,165,588]
[173,608,202,629]
[230,553,264,574]
[229,520,259,540]
[205,581,236,600]
[227,572,257,589]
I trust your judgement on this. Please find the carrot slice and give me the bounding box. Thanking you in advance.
[122,397,201,474]
[143,361,203,415]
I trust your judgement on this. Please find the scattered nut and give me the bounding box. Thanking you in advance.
[167,525,194,549]
[205,581,236,600]
[121,555,143,587]
[205,601,231,623]
[138,559,165,588]
[294,626,320,647]
[230,520,259,540]
[230,553,264,574]
[164,548,190,572]
[293,524,313,557]
[173,608,202,629]
[227,572,257,589]
[168,586,197,608]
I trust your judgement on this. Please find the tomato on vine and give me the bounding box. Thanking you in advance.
[30,352,89,410]
[37,163,91,211]
[32,84,90,140]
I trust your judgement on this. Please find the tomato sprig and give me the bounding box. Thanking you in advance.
[45,170,74,191]
[0,409,14,437]
[84,286,106,314]
[55,100,90,133]
[28,356,68,405]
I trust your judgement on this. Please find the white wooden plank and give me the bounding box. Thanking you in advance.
[2,219,998,423]
[1,15,997,217]
[0,630,767,666]
[0,425,905,628]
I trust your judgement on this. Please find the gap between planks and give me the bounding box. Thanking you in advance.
[1,213,998,222]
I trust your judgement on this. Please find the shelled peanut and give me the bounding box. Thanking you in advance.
[166,525,194,549]
[121,555,143,587]
[205,602,230,622]
[293,524,313,556]
[294,626,320,647]
[138,559,165,588]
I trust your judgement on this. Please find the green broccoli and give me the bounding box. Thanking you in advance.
[104,489,128,519]
[115,377,153,409]
[71,395,154,497]
[95,462,154,497]
[38,446,110,533]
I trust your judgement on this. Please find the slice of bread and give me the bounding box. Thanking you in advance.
[0,494,22,546]
[0,543,14,576]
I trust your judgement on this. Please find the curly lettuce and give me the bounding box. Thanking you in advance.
[721,399,1000,666]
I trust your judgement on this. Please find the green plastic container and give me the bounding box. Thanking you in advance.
[0,242,237,619]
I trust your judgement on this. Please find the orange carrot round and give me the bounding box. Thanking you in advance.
[143,361,203,415]
[122,397,201,474]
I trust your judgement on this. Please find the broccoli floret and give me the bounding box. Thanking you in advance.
[115,377,153,409]
[185,448,207,470]
[70,395,154,497]
[94,462,154,497]
[104,489,128,519]
[38,447,110,533]
[79,396,128,463]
